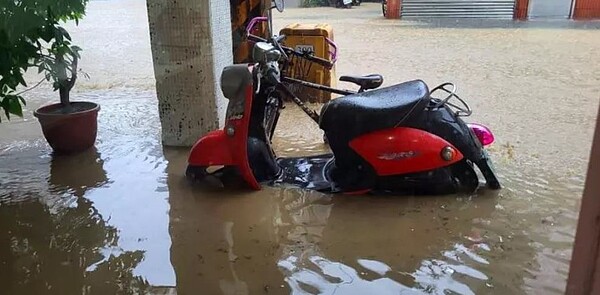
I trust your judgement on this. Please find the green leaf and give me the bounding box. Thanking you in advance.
[40,26,54,43]
[58,27,71,41]
[1,97,12,120]
[72,50,81,59]
[7,96,23,117]
[18,96,26,106]
[0,96,24,118]
[16,74,27,87]
[0,0,90,120]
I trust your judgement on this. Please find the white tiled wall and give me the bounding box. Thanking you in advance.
[209,0,233,128]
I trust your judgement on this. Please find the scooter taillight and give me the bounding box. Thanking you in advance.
[467,123,495,146]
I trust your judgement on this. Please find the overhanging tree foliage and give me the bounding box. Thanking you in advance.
[0,0,89,121]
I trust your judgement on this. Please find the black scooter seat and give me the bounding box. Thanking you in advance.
[340,74,383,91]
[319,79,430,139]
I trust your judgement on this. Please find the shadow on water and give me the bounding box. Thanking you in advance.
[0,148,149,294]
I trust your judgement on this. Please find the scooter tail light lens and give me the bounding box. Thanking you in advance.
[467,123,495,146]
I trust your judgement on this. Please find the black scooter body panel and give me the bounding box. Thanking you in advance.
[245,73,500,193]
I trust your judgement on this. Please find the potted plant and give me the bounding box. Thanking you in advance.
[0,0,99,153]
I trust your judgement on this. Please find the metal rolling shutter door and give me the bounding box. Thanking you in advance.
[401,0,516,19]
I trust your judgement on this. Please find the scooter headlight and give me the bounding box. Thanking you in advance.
[252,42,281,63]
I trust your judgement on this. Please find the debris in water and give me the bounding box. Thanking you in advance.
[503,142,515,159]
[467,230,484,243]
[229,254,238,262]
[541,216,555,225]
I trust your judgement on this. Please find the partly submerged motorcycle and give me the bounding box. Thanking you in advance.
[187,0,500,195]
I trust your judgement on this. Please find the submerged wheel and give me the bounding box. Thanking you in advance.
[186,165,243,187]
[186,165,209,181]
[450,160,480,193]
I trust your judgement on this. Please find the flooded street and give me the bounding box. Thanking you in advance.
[1,1,599,294]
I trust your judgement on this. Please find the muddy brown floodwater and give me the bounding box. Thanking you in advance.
[1,1,599,294]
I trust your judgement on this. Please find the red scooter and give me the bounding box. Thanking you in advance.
[187,3,500,195]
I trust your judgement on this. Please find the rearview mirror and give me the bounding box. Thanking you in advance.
[273,0,284,12]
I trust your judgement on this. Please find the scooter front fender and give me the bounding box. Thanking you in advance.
[188,128,261,190]
[188,130,234,167]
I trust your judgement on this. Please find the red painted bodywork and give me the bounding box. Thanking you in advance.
[349,127,463,176]
[188,66,261,190]
[514,0,529,20]
[188,129,235,166]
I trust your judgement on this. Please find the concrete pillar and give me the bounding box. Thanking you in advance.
[147,0,232,146]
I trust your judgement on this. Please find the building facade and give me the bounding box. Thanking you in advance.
[388,0,600,19]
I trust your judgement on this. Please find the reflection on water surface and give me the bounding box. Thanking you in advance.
[0,87,585,294]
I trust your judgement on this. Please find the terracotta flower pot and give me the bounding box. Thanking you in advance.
[34,101,100,154]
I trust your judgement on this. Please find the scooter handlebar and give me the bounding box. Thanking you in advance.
[245,16,335,69]
[245,16,268,37]
[275,34,286,43]
[247,34,334,69]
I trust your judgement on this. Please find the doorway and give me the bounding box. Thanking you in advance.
[528,0,573,18]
